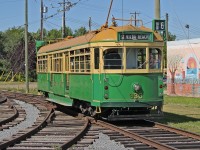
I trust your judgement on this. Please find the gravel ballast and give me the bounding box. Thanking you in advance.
[0,99,40,141]
[85,133,134,150]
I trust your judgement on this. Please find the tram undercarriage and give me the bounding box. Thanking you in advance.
[73,99,163,121]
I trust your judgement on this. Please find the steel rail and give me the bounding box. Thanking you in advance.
[0,108,54,149]
[60,117,91,149]
[2,91,56,110]
[0,96,7,103]
[150,121,200,140]
[94,120,178,150]
[0,101,19,126]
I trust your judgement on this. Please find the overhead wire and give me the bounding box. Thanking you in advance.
[167,0,199,62]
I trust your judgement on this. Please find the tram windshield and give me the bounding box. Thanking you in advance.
[149,48,161,69]
[126,48,161,69]
[126,48,146,69]
[104,48,123,69]
[103,47,161,70]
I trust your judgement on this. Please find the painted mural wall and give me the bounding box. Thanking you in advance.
[167,38,200,96]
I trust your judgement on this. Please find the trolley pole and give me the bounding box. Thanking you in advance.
[105,0,113,27]
[155,0,160,19]
[25,0,29,93]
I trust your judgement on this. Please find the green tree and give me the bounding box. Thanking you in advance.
[47,29,61,39]
[64,27,73,37]
[45,27,73,40]
[0,32,5,74]
[74,27,87,37]
[168,32,176,41]
[0,27,36,81]
[32,28,48,40]
[1,27,24,77]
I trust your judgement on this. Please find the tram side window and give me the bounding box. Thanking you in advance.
[65,53,69,71]
[43,60,47,72]
[94,48,99,69]
[70,57,74,72]
[37,60,42,72]
[85,54,90,72]
[53,53,63,72]
[149,48,161,69]
[137,49,146,69]
[104,48,122,69]
[37,56,47,72]
[69,48,91,72]
[50,56,53,71]
[126,48,137,69]
[126,48,146,69]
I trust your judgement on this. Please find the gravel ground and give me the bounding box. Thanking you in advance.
[85,133,134,150]
[0,99,40,141]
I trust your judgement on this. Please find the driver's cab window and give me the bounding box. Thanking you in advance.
[126,48,146,69]
[149,48,161,69]
[104,48,122,69]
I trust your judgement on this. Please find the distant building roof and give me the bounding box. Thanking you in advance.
[167,38,200,46]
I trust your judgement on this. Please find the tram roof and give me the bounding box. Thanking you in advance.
[38,25,163,54]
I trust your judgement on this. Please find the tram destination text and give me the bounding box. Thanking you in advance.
[119,33,151,41]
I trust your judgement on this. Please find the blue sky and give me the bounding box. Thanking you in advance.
[0,0,199,40]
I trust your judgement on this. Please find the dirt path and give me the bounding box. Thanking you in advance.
[0,82,37,90]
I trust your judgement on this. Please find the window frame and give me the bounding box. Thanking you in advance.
[37,55,48,72]
[103,47,123,70]
[69,48,91,73]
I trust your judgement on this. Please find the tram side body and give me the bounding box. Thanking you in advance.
[37,25,164,120]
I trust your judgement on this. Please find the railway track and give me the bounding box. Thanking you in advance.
[92,119,200,149]
[0,98,26,131]
[0,91,91,150]
[1,91,200,149]
[5,111,89,150]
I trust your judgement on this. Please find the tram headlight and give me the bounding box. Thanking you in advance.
[133,83,141,92]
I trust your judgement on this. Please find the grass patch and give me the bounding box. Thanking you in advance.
[157,95,200,134]
[0,82,37,94]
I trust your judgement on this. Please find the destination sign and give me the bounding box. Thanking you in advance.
[118,32,153,42]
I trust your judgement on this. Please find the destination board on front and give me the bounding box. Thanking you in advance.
[118,32,153,42]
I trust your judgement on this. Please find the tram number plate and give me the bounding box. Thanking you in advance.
[130,93,143,99]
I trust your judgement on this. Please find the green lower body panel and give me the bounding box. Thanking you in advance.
[37,72,163,109]
[92,73,163,108]
[98,100,163,107]
[70,74,93,102]
[48,93,73,106]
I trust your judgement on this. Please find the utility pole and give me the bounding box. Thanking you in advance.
[89,17,91,31]
[164,13,168,69]
[40,0,44,40]
[25,0,29,93]
[62,0,66,38]
[166,13,168,41]
[155,0,160,19]
[130,12,140,26]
